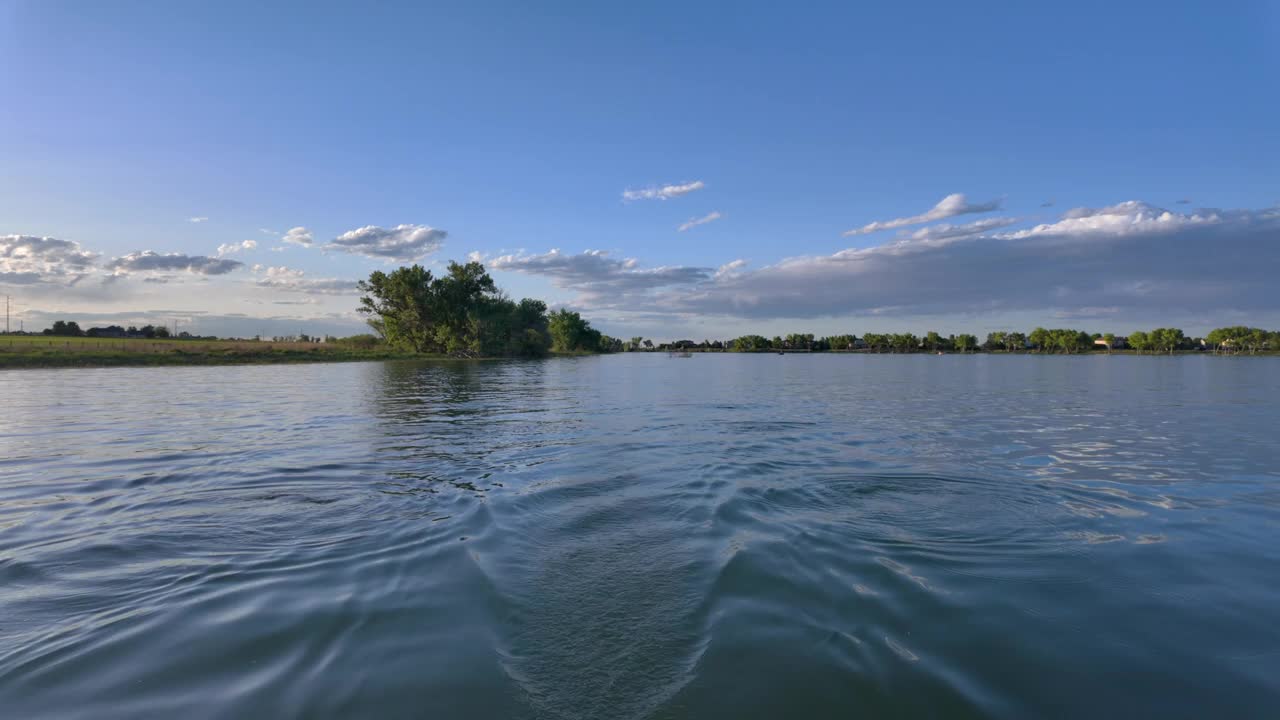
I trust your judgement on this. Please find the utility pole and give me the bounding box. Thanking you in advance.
[5,295,9,335]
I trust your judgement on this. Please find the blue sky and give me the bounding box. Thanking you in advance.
[2,0,1277,339]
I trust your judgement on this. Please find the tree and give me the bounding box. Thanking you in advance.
[46,320,84,336]
[926,331,943,352]
[891,333,919,352]
[1102,333,1116,353]
[357,261,555,357]
[1128,330,1151,353]
[1029,327,1050,352]
[731,335,772,351]
[357,264,438,352]
[547,309,601,352]
[1151,327,1185,354]
[954,334,977,353]
[1005,332,1027,353]
[824,334,856,351]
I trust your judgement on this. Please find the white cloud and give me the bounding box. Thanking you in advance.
[714,259,748,279]
[252,265,360,296]
[843,193,1002,236]
[0,234,100,285]
[216,240,258,257]
[325,224,446,261]
[259,228,277,235]
[622,180,705,201]
[678,211,723,232]
[188,217,209,223]
[107,251,244,276]
[282,227,314,246]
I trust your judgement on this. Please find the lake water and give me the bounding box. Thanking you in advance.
[1,354,1278,718]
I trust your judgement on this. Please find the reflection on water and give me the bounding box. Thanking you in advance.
[1,355,1278,718]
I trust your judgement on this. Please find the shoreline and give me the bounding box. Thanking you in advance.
[3,347,1276,370]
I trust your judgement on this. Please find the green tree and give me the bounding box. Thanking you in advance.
[357,264,438,352]
[731,335,771,351]
[357,261,554,356]
[547,309,602,352]
[1029,327,1050,352]
[1102,333,1116,353]
[954,334,977,353]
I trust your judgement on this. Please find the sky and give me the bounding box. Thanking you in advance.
[2,0,1278,340]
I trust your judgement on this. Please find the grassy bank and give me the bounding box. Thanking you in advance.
[0,336,421,369]
[0,336,616,368]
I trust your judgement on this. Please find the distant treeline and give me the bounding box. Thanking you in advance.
[31,321,206,340]
[631,326,1280,355]
[357,261,619,357]
[22,321,342,344]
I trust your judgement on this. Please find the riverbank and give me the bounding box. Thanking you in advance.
[0,336,616,369]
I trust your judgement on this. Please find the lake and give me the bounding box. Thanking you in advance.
[1,354,1278,718]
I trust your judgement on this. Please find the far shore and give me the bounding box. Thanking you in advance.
[3,341,1275,370]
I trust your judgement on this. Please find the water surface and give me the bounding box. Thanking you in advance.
[2,355,1278,718]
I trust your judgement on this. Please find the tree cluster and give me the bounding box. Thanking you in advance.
[42,322,175,338]
[1204,326,1280,354]
[356,261,613,357]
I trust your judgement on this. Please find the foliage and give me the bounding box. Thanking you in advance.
[43,320,84,336]
[1205,326,1278,354]
[357,261,569,357]
[547,308,607,353]
[1029,327,1093,354]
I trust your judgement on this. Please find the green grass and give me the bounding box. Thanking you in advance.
[0,336,420,369]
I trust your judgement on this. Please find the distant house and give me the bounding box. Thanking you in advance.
[1094,336,1128,350]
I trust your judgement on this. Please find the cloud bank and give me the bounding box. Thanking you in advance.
[107,251,244,276]
[490,248,712,306]
[500,201,1280,323]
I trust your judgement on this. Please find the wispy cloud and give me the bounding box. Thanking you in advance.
[678,211,722,232]
[490,248,711,305]
[622,180,705,202]
[216,240,258,257]
[188,217,208,223]
[325,224,446,261]
[843,193,1002,236]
